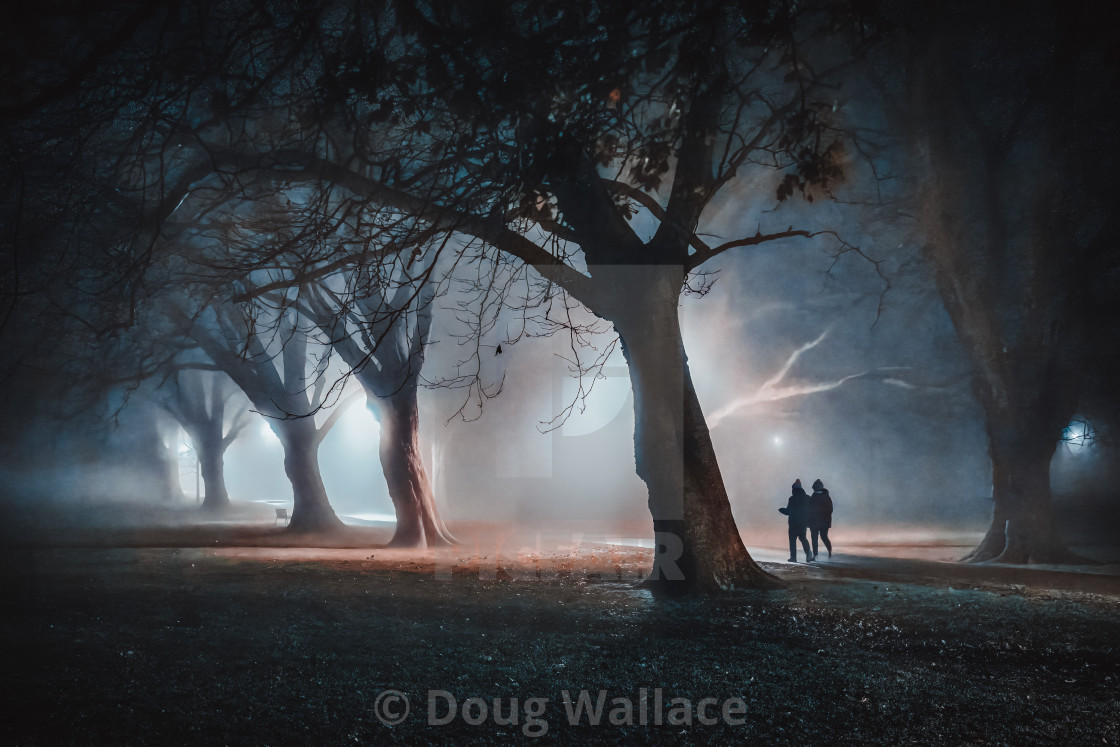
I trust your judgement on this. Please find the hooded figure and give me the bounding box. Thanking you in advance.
[808,478,834,558]
[779,479,813,562]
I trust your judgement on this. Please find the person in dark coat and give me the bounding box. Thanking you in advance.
[779,478,813,562]
[808,478,834,559]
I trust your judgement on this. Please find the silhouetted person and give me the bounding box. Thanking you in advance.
[809,478,834,559]
[779,478,813,562]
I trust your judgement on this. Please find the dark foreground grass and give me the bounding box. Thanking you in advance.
[2,546,1118,745]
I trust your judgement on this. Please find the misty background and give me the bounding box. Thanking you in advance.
[7,204,1113,549]
[2,0,1118,557]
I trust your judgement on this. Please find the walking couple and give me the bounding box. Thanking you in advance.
[779,478,833,562]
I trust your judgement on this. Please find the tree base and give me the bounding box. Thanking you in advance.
[285,511,345,534]
[963,518,1099,565]
[990,544,1099,565]
[642,522,785,594]
[386,529,458,549]
[638,565,785,595]
[200,498,231,513]
[960,520,1008,562]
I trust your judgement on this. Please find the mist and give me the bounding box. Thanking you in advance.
[4,186,1114,555]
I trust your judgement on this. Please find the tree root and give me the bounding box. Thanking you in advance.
[964,519,1101,565]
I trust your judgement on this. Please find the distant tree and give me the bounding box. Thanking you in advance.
[156,369,252,512]
[110,395,186,505]
[300,278,456,547]
[161,179,454,543]
[175,301,359,532]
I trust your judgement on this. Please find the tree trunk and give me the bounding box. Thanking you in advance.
[373,388,456,548]
[277,420,343,533]
[606,269,780,592]
[909,28,1091,567]
[197,435,231,512]
[964,412,1082,564]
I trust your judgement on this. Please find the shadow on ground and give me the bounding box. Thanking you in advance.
[1,517,1118,744]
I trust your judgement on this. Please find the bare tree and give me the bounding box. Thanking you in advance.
[176,301,359,532]
[172,1,877,589]
[156,369,252,512]
[299,276,455,547]
[6,0,886,589]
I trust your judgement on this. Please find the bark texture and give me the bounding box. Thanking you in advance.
[302,282,455,548]
[373,391,456,547]
[606,268,780,592]
[277,419,343,533]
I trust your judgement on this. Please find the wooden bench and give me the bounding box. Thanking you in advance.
[275,507,289,525]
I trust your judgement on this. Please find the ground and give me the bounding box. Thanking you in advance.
[2,510,1118,744]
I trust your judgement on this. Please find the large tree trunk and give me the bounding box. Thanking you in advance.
[372,387,456,548]
[909,14,1092,566]
[606,268,780,592]
[277,420,343,533]
[197,435,231,513]
[963,406,1082,564]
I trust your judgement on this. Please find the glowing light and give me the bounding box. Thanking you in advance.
[708,329,913,428]
[341,406,380,440]
[773,435,782,446]
[260,421,280,442]
[320,404,381,453]
[178,442,191,454]
[709,331,831,426]
[1063,420,1092,453]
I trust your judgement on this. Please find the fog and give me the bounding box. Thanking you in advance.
[4,182,1113,553]
[120,223,1105,547]
[2,34,1115,554]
